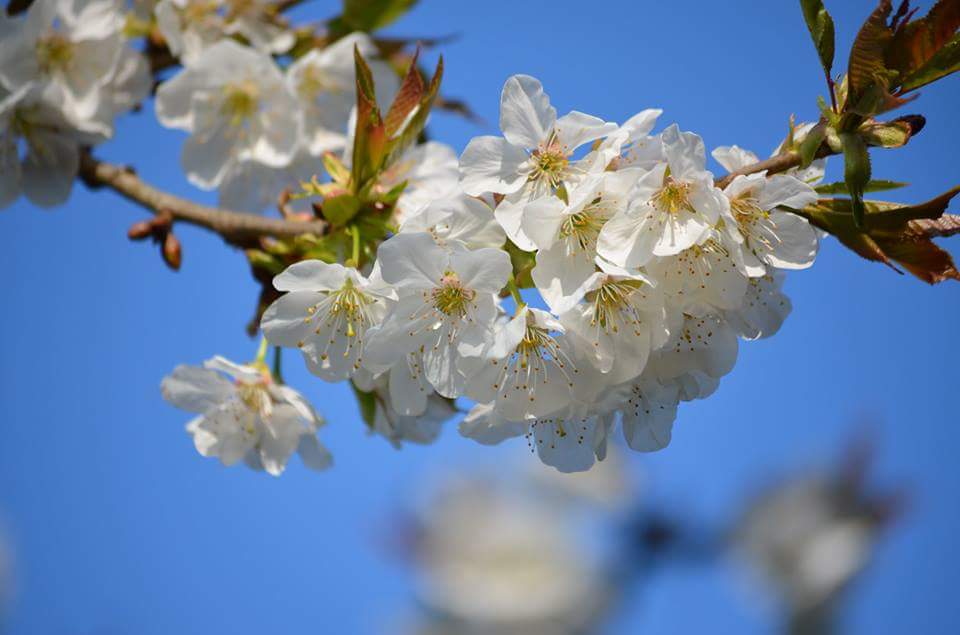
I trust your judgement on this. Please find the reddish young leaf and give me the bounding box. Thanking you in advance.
[384,47,424,137]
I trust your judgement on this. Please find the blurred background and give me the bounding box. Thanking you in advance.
[1,0,959,632]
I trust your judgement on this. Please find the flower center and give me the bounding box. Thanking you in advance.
[588,279,645,333]
[298,65,343,100]
[36,33,73,73]
[431,271,475,317]
[651,177,693,215]
[559,203,606,252]
[183,0,220,23]
[236,378,271,420]
[730,191,766,227]
[221,80,260,126]
[529,137,570,189]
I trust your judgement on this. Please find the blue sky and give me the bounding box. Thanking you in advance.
[1,1,959,633]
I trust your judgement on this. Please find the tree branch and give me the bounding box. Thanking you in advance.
[78,152,327,244]
[715,145,837,189]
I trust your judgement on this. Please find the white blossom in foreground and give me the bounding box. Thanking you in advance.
[155,39,300,189]
[351,368,458,448]
[366,232,512,398]
[466,306,578,422]
[597,125,728,268]
[526,169,644,313]
[399,193,506,250]
[261,261,391,382]
[0,0,123,127]
[713,145,820,275]
[560,264,672,383]
[724,272,793,341]
[459,74,617,250]
[161,356,331,475]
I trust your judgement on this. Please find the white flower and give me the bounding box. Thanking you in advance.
[218,149,319,213]
[155,39,300,189]
[413,476,608,628]
[644,229,749,314]
[287,32,398,156]
[351,368,457,448]
[0,84,82,209]
[459,74,617,250]
[465,306,577,422]
[260,261,391,381]
[399,193,505,250]
[723,271,793,341]
[0,0,124,126]
[161,356,331,475]
[560,265,672,383]
[735,476,882,613]
[650,313,739,394]
[597,124,728,268]
[156,0,293,64]
[365,232,512,398]
[713,146,820,274]
[597,108,663,170]
[618,374,681,453]
[525,169,644,313]
[382,141,460,225]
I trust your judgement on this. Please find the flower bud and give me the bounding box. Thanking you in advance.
[127,220,153,241]
[162,232,182,271]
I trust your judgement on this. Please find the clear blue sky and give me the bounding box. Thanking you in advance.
[1,1,959,633]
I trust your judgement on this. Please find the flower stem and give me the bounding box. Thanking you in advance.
[350,224,360,265]
[506,275,525,308]
[254,336,269,366]
[272,346,284,384]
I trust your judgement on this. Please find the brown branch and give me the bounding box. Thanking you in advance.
[79,152,326,244]
[715,145,838,189]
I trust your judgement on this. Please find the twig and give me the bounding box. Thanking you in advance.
[715,144,837,189]
[78,152,327,244]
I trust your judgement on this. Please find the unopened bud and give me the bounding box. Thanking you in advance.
[894,114,926,137]
[162,232,182,271]
[127,220,153,241]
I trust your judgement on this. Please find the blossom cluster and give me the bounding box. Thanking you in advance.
[153,16,457,217]
[233,74,824,474]
[0,0,150,208]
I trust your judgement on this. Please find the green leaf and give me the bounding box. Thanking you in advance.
[795,188,960,283]
[800,0,836,78]
[321,194,361,226]
[847,1,894,104]
[888,0,960,91]
[342,0,418,32]
[840,131,872,228]
[799,121,828,168]
[383,48,424,137]
[350,381,378,430]
[859,119,914,148]
[815,179,908,194]
[900,32,960,91]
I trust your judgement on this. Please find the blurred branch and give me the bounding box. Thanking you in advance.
[78,152,327,244]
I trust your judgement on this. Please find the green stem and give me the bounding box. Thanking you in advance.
[506,275,525,308]
[254,336,269,364]
[272,346,284,384]
[350,224,360,265]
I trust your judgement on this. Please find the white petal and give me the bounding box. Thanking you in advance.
[458,402,526,445]
[763,211,819,270]
[532,416,602,473]
[161,365,234,413]
[458,135,529,197]
[376,232,448,288]
[661,124,706,178]
[273,260,349,292]
[297,433,333,471]
[553,110,617,151]
[450,247,512,294]
[760,174,818,210]
[499,74,555,148]
[21,130,77,207]
[711,145,758,173]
